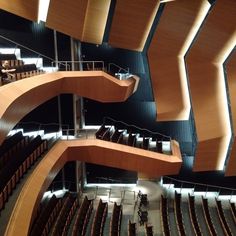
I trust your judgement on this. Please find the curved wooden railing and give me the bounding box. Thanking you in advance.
[4,138,182,236]
[0,71,139,145]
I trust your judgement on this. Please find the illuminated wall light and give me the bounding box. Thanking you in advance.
[38,0,51,23]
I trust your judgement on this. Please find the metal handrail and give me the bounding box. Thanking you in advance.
[163,176,236,193]
[108,63,130,74]
[103,116,171,140]
[51,60,105,71]
[0,34,55,62]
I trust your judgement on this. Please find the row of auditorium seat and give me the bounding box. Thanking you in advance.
[128,220,136,236]
[96,124,171,154]
[160,191,236,236]
[160,195,170,236]
[0,133,48,212]
[174,191,186,235]
[51,192,78,236]
[91,198,108,236]
[0,132,29,171]
[0,59,24,67]
[188,194,202,235]
[0,54,45,85]
[30,195,63,236]
[110,202,122,236]
[215,198,233,236]
[72,195,93,236]
[13,69,45,81]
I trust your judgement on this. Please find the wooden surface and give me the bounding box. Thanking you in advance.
[0,0,39,21]
[225,52,236,176]
[46,0,88,40]
[5,138,182,236]
[46,0,110,44]
[187,0,236,171]
[148,0,210,121]
[0,71,139,145]
[82,0,111,44]
[109,0,160,51]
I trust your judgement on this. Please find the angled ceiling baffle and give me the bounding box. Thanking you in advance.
[187,0,236,172]
[148,0,211,121]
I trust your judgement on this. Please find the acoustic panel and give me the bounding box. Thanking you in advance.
[225,51,236,176]
[187,0,236,171]
[46,0,88,40]
[109,0,160,51]
[148,0,210,121]
[0,0,39,21]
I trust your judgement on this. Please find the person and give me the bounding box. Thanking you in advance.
[0,60,16,84]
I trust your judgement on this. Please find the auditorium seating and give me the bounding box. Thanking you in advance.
[160,195,170,236]
[128,220,136,236]
[0,54,45,86]
[72,195,93,236]
[95,117,171,154]
[215,198,233,236]
[30,194,60,236]
[145,224,153,236]
[51,193,77,235]
[201,197,217,236]
[188,194,202,236]
[91,199,108,236]
[0,54,16,61]
[174,191,186,236]
[61,195,79,236]
[110,202,122,236]
[230,201,236,224]
[0,131,29,171]
[0,135,48,212]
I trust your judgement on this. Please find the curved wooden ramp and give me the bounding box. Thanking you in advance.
[0,71,139,145]
[225,50,236,176]
[4,138,182,236]
[187,0,236,171]
[148,0,210,121]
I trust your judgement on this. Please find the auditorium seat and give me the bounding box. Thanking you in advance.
[174,191,186,236]
[110,202,122,236]
[91,199,108,236]
[72,196,93,236]
[215,198,233,236]
[188,194,202,236]
[128,220,136,236]
[0,135,48,212]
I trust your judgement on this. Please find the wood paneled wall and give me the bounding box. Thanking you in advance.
[187,0,236,171]
[108,0,160,51]
[148,0,210,121]
[0,71,139,145]
[5,139,182,236]
[225,51,236,176]
[0,0,39,21]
